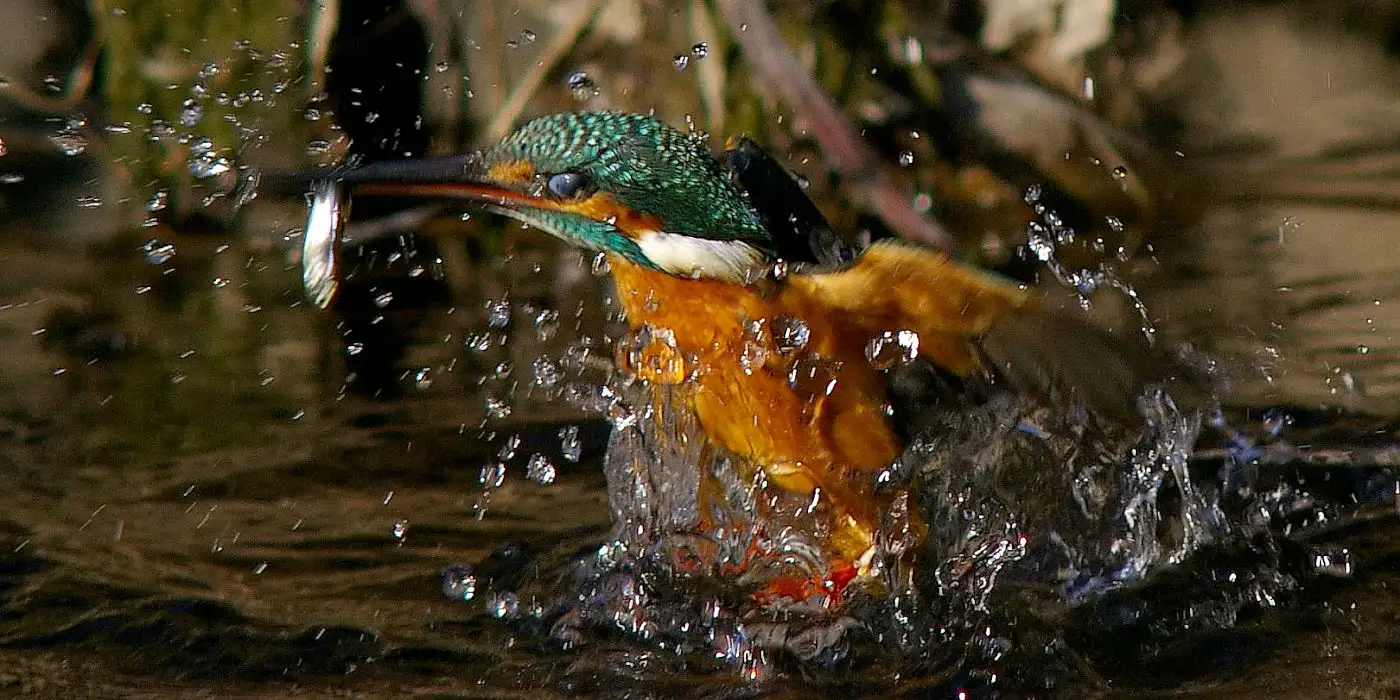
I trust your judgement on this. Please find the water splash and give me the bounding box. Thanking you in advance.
[1022,186,1159,339]
[424,211,1383,694]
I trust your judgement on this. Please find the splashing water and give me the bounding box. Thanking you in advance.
[437,246,1238,678]
[388,193,1381,692]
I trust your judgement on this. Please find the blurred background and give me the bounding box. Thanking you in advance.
[0,0,1398,697]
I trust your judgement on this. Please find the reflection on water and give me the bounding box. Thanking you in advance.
[3,6,1400,700]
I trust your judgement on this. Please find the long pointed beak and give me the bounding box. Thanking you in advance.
[269,153,529,203]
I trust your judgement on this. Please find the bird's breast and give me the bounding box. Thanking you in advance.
[606,255,902,475]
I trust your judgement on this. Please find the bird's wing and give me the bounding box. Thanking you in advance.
[724,135,856,268]
[791,241,1028,375]
[792,241,1208,418]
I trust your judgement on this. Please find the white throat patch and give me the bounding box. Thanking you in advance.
[634,230,766,284]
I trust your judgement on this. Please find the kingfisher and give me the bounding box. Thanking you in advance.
[295,111,1199,604]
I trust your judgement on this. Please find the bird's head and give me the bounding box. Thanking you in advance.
[328,111,775,282]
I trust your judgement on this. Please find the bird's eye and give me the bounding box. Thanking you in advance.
[546,172,589,199]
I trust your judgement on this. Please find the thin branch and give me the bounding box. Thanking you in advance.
[486,0,603,141]
[712,0,952,251]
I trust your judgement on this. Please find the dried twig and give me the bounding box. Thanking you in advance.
[487,0,603,141]
[306,0,340,88]
[690,0,728,139]
[712,0,952,251]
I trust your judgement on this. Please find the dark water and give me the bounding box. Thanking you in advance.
[5,5,1400,699]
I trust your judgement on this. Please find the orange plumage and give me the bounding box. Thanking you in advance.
[607,241,1033,578]
[297,110,1200,602]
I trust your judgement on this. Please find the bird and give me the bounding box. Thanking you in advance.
[293,111,1202,605]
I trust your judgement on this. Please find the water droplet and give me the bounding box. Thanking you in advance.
[526,453,557,484]
[1112,166,1128,179]
[346,342,364,356]
[493,361,513,379]
[902,35,924,64]
[374,291,394,308]
[140,239,176,265]
[413,367,432,389]
[673,54,690,70]
[608,401,638,430]
[103,122,133,135]
[304,139,332,155]
[75,196,103,209]
[148,120,175,140]
[479,461,506,488]
[1105,216,1124,233]
[1024,184,1042,205]
[591,252,611,276]
[567,72,599,100]
[364,111,379,124]
[1026,224,1054,262]
[521,29,537,43]
[559,426,582,462]
[619,325,687,384]
[898,150,915,166]
[136,102,154,114]
[189,139,231,178]
[739,339,769,376]
[1310,547,1353,577]
[191,154,231,179]
[738,319,771,375]
[1262,411,1291,437]
[441,564,478,600]
[787,354,841,397]
[49,133,87,156]
[532,357,560,387]
[0,173,23,184]
[1069,271,1101,295]
[534,308,560,341]
[466,332,493,352]
[392,518,409,540]
[486,298,511,328]
[692,42,709,58]
[485,394,512,419]
[771,315,810,354]
[488,591,519,619]
[865,330,920,369]
[178,99,203,127]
